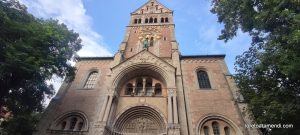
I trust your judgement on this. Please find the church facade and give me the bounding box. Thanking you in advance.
[35,0,260,135]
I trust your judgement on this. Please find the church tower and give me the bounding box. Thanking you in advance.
[35,0,260,135]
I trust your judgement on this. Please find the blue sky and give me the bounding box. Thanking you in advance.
[19,0,252,74]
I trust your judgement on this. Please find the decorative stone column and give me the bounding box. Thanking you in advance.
[173,95,178,124]
[64,119,70,130]
[74,120,82,131]
[103,95,113,122]
[168,95,173,124]
[91,89,115,135]
[167,89,180,135]
[142,78,146,95]
[98,95,109,121]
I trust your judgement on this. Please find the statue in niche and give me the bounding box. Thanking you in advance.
[143,38,149,49]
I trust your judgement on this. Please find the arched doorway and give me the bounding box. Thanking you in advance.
[112,106,167,135]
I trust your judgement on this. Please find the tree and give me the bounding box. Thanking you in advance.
[211,0,300,134]
[0,0,82,134]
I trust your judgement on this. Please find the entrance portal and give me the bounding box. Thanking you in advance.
[112,106,166,135]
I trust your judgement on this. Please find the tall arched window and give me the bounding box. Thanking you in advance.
[203,126,209,135]
[134,19,137,24]
[84,71,98,89]
[138,18,142,23]
[78,122,84,131]
[149,17,153,23]
[70,117,78,130]
[145,18,149,23]
[197,70,211,89]
[224,126,230,135]
[125,83,133,95]
[161,17,164,23]
[61,121,66,130]
[154,18,157,23]
[155,83,162,96]
[136,78,143,95]
[146,78,153,96]
[165,17,169,22]
[212,122,220,135]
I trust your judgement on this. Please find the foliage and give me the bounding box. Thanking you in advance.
[1,113,41,135]
[211,0,300,134]
[0,0,82,134]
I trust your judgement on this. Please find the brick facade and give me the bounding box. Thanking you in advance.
[35,0,260,135]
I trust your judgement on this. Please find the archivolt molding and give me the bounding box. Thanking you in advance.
[110,50,176,88]
[196,114,243,135]
[49,110,89,131]
[112,104,167,134]
[114,103,167,124]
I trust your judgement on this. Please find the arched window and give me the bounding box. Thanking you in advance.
[150,37,154,46]
[138,18,142,23]
[197,70,211,89]
[146,78,153,96]
[203,126,209,135]
[61,121,66,130]
[149,17,153,23]
[134,19,137,24]
[50,112,88,132]
[224,126,230,135]
[155,83,162,96]
[212,122,220,135]
[136,78,143,96]
[70,117,77,130]
[165,17,169,23]
[84,71,98,89]
[145,18,149,23]
[125,83,133,95]
[154,18,157,23]
[161,17,164,23]
[78,122,84,131]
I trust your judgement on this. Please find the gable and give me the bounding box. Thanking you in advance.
[111,50,175,72]
[131,0,172,14]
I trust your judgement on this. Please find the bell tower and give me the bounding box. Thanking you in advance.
[117,0,178,59]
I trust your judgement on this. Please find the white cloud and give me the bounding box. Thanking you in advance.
[19,0,112,57]
[19,0,113,105]
[181,1,252,73]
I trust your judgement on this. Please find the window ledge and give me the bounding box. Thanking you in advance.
[77,88,95,90]
[47,129,88,134]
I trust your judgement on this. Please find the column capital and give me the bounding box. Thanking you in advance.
[167,88,177,96]
[107,88,116,97]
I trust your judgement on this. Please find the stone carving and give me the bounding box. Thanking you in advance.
[112,51,175,76]
[168,89,176,96]
[138,26,162,44]
[123,118,159,133]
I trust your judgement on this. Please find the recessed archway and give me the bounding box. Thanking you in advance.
[112,63,170,91]
[112,105,167,134]
[196,114,243,135]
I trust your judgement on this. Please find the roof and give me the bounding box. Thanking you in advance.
[131,0,173,14]
[77,57,114,61]
[180,54,226,59]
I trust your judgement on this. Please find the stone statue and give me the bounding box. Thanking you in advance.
[143,38,149,49]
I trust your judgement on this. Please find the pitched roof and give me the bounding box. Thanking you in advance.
[131,0,173,14]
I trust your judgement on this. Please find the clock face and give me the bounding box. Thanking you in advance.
[138,26,162,41]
